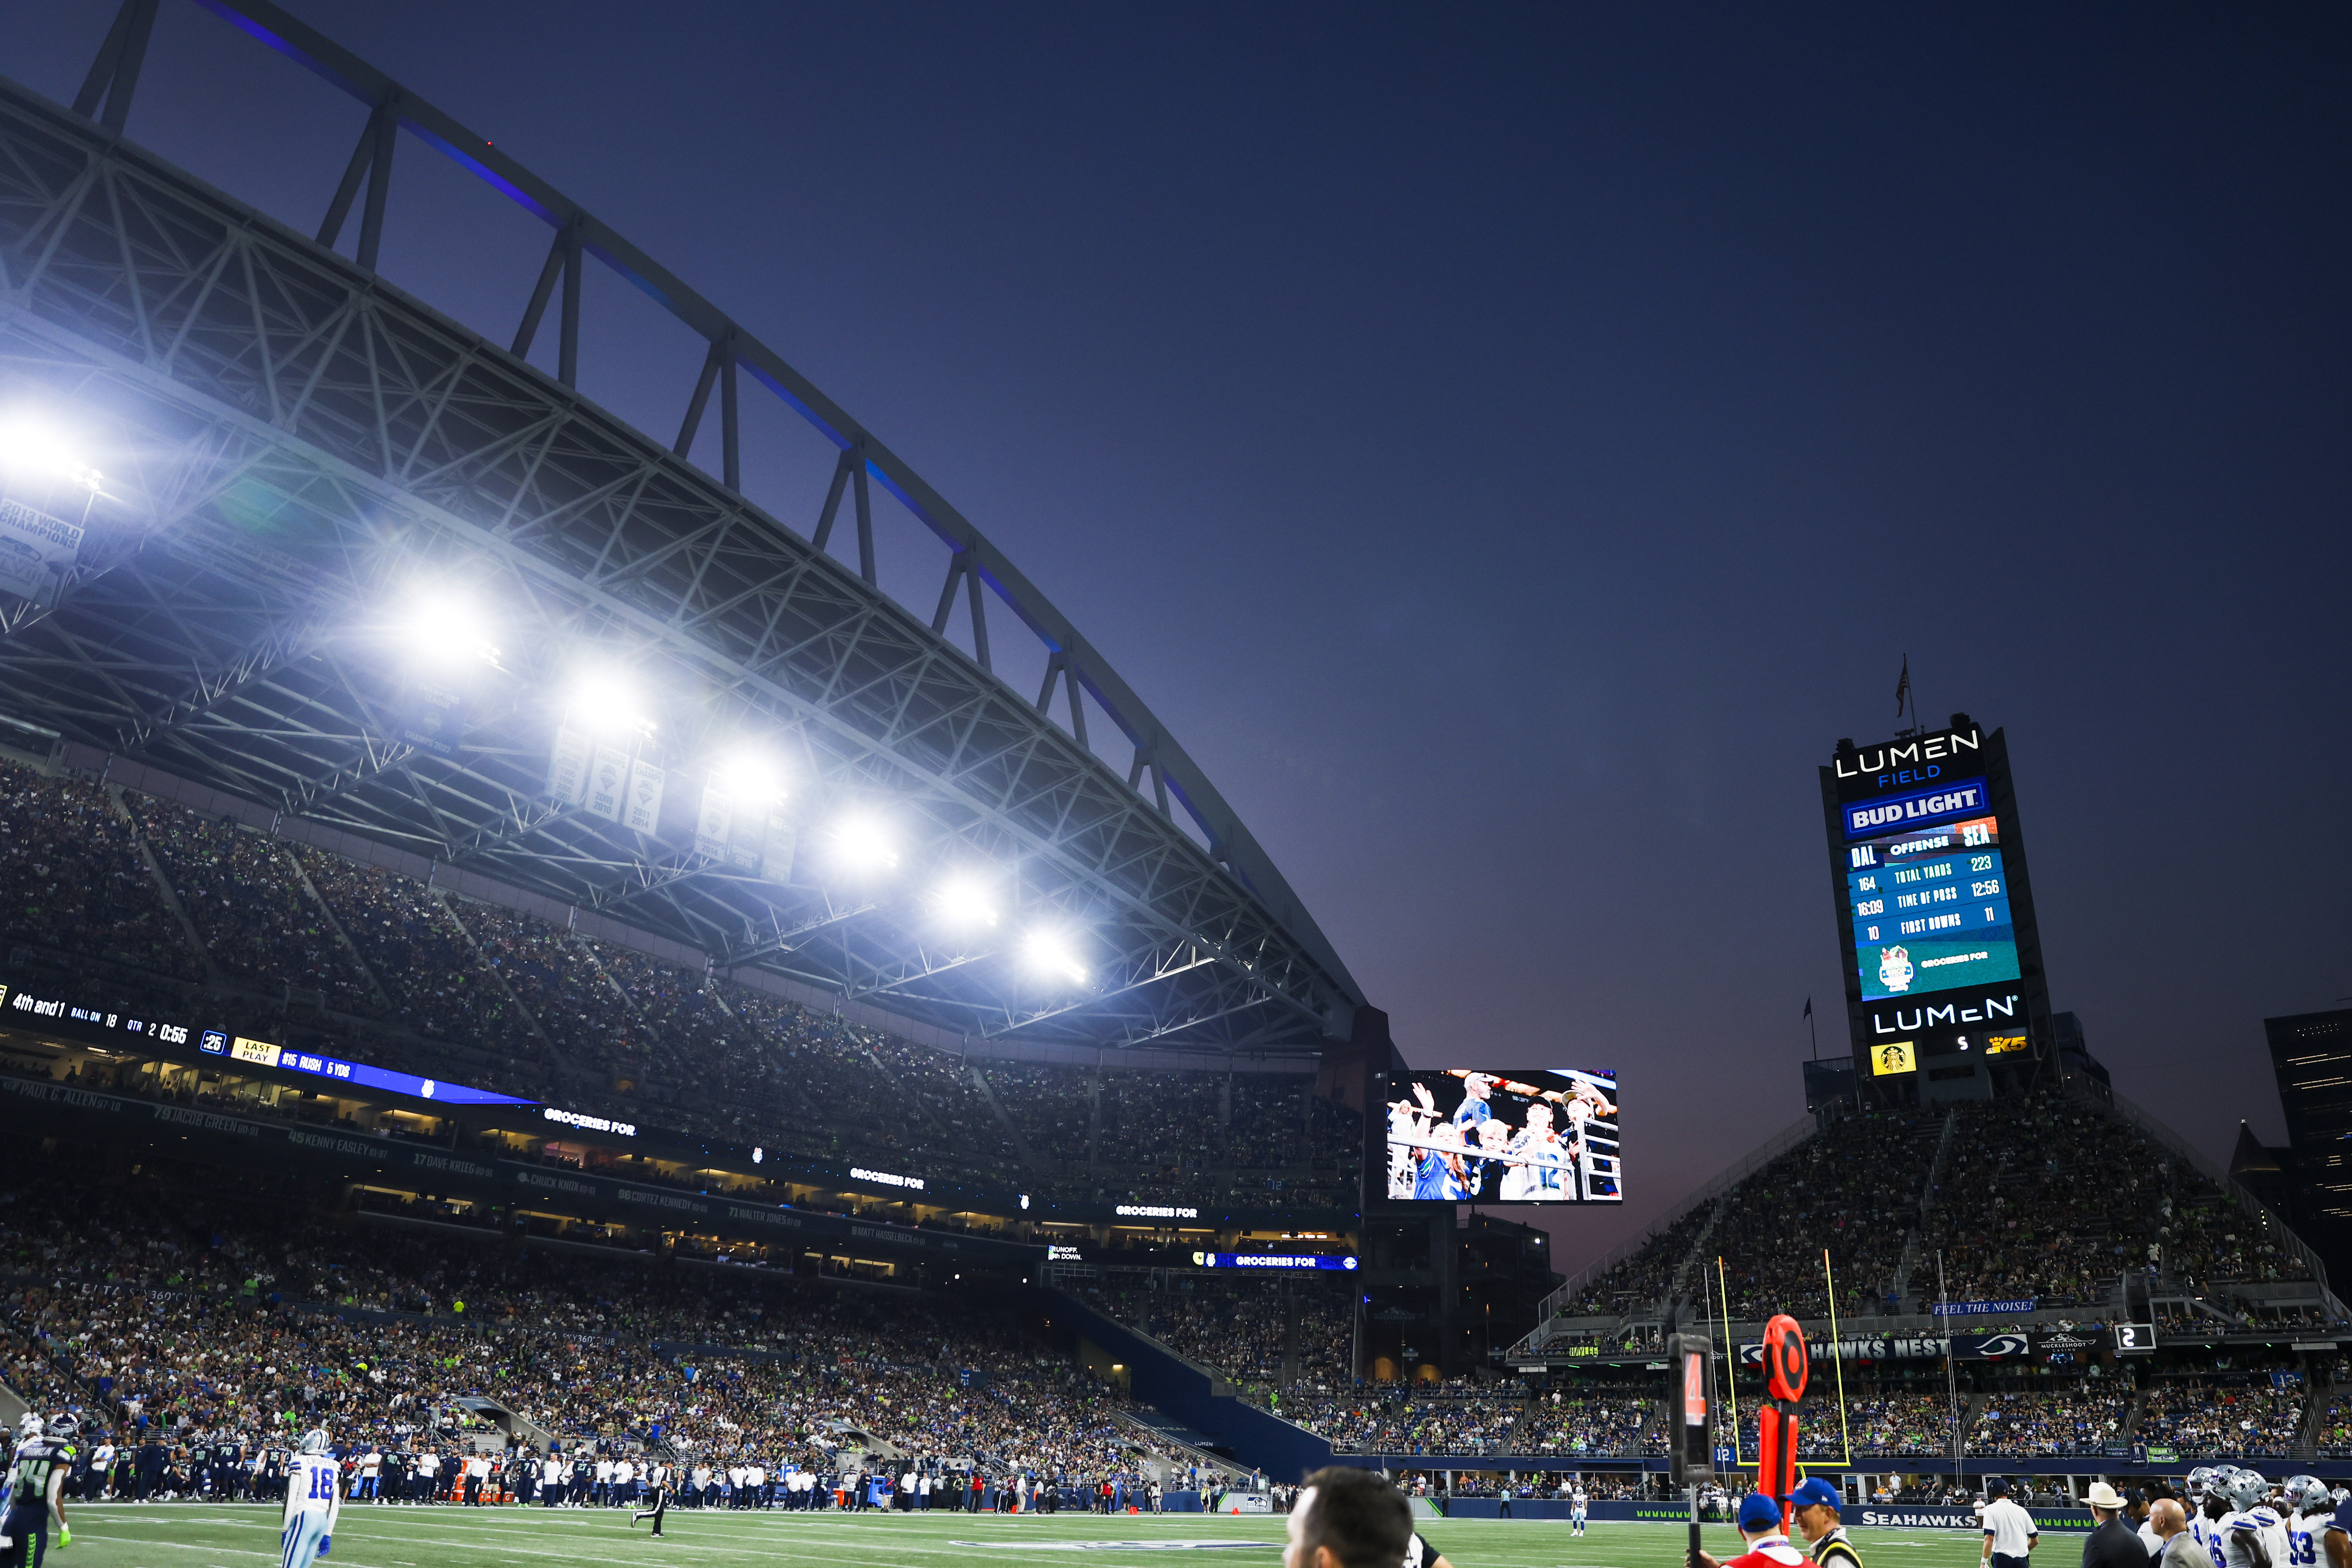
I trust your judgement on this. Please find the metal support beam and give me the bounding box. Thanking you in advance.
[851,452,876,586]
[556,221,581,388]
[931,552,966,636]
[318,93,397,261]
[72,0,159,135]
[355,92,397,273]
[812,449,852,552]
[1064,661,1088,748]
[965,550,991,672]
[718,350,739,491]
[673,339,722,458]
[512,221,567,360]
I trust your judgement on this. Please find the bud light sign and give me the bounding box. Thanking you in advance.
[1843,778,1989,840]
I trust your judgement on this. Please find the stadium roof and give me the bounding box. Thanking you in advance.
[0,0,1365,1058]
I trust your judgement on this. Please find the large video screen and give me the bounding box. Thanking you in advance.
[1842,787,2021,1004]
[1384,1068,1620,1205]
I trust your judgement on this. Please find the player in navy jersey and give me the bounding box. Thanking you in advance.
[0,1414,73,1567]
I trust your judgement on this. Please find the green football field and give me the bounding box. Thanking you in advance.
[51,1505,1997,1568]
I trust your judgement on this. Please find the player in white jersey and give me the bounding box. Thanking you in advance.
[2282,1476,2330,1568]
[2222,1470,2283,1568]
[2189,1469,2233,1568]
[283,1428,343,1568]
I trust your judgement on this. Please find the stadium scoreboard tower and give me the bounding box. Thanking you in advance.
[1820,716,2054,1107]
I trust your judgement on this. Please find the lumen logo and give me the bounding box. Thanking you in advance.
[1870,994,2020,1034]
[1834,727,1981,781]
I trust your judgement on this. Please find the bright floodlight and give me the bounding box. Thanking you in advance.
[827,811,899,875]
[1022,928,1089,986]
[0,414,100,491]
[567,670,654,735]
[714,749,785,805]
[932,873,999,930]
[401,589,500,668]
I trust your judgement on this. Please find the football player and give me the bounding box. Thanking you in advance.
[0,1413,70,1564]
[283,1429,343,1568]
[2222,1469,2282,1568]
[2283,1476,2330,1568]
[2188,1470,2225,1564]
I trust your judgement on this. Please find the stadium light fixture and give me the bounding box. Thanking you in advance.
[825,811,899,876]
[0,413,101,492]
[931,872,999,931]
[565,669,655,736]
[713,749,786,805]
[399,588,501,668]
[1021,927,1089,987]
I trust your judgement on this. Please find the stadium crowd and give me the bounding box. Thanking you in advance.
[1082,1273,1353,1402]
[1964,1384,2131,1456]
[0,1165,1193,1505]
[0,756,1361,1213]
[1554,1087,2312,1326]
[2134,1373,2308,1458]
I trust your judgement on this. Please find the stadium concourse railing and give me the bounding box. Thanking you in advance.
[1530,1111,1817,1332]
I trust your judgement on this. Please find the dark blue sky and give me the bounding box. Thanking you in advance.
[9,2,2347,1264]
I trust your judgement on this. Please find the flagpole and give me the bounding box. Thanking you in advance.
[1805,999,1818,1060]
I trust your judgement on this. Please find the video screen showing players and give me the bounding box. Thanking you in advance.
[1845,812,2022,1003]
[1384,1068,1620,1205]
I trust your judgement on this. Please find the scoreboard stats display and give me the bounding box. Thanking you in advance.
[1822,720,2049,1072]
[1383,1068,1620,1205]
[1842,783,2020,1003]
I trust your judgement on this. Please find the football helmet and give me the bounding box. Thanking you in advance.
[11,1413,39,1442]
[44,1413,75,1442]
[2226,1470,2272,1514]
[2187,1467,2219,1499]
[298,1428,331,1455]
[2285,1476,2330,1515]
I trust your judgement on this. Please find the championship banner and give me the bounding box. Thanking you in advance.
[547,725,592,805]
[694,785,733,859]
[0,496,84,608]
[621,759,664,834]
[397,676,471,759]
[584,743,631,821]
[760,812,796,882]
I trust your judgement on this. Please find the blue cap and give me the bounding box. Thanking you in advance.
[1986,1478,2009,1498]
[1790,1478,1843,1512]
[1740,1494,1787,1532]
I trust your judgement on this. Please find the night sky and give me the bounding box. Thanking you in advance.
[8,3,2348,1270]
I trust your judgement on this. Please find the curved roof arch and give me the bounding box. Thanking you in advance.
[0,0,1364,1056]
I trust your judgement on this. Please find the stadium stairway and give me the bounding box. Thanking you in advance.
[1112,1410,1247,1487]
[455,1394,558,1453]
[1034,1283,1334,1481]
[968,1067,1047,1177]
